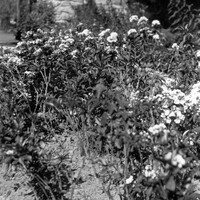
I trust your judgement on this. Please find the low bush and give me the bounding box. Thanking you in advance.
[15,0,55,40]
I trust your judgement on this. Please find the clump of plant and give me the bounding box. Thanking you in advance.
[72,0,131,35]
[15,0,55,40]
[1,12,200,200]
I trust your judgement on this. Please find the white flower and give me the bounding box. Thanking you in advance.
[153,33,160,40]
[70,49,78,57]
[130,15,139,22]
[196,50,200,58]
[172,154,186,168]
[148,123,166,135]
[172,43,179,50]
[33,48,42,56]
[98,29,110,37]
[65,38,74,44]
[125,175,134,184]
[143,165,157,179]
[127,29,137,36]
[151,20,161,27]
[164,152,186,168]
[6,150,15,155]
[35,39,42,44]
[164,152,172,160]
[59,43,68,49]
[107,32,118,43]
[78,29,91,36]
[137,16,148,26]
[84,36,94,42]
[110,32,118,38]
[24,71,35,77]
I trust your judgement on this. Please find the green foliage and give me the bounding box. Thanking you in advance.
[72,0,131,35]
[0,0,15,18]
[16,0,55,39]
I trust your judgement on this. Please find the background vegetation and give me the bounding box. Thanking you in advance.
[1,0,200,200]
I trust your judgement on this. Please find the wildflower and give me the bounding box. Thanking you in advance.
[164,152,172,160]
[37,28,43,34]
[148,123,166,135]
[65,38,74,44]
[129,15,139,22]
[6,150,15,155]
[84,36,94,42]
[98,29,110,37]
[35,39,43,44]
[125,175,133,184]
[127,29,137,36]
[107,32,118,43]
[24,71,35,77]
[26,31,33,37]
[172,43,179,50]
[143,165,157,179]
[164,152,186,168]
[33,48,42,56]
[151,20,161,27]
[153,33,160,40]
[78,29,91,36]
[59,43,69,50]
[137,16,148,26]
[70,49,78,57]
[196,50,200,58]
[172,154,186,168]
[8,56,22,65]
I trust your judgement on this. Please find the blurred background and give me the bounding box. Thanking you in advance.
[0,0,200,43]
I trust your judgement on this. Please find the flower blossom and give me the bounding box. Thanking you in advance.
[153,33,160,40]
[125,175,133,184]
[137,16,148,26]
[33,48,42,56]
[164,152,186,168]
[196,50,200,58]
[129,15,139,22]
[127,29,137,36]
[172,43,179,50]
[107,32,118,43]
[78,29,91,36]
[65,38,74,44]
[143,165,157,179]
[6,150,15,155]
[148,123,168,135]
[98,29,110,37]
[151,20,161,27]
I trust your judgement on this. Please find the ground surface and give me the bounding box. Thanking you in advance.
[0,30,17,47]
[0,132,121,200]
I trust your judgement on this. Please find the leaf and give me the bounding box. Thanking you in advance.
[193,127,200,133]
[115,138,123,149]
[93,82,106,99]
[146,187,153,200]
[166,176,176,191]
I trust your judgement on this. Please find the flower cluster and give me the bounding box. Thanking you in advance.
[143,165,157,179]
[107,32,118,43]
[161,106,185,124]
[148,123,169,135]
[98,29,110,37]
[165,152,186,168]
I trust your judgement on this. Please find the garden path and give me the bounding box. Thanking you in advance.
[0,30,17,47]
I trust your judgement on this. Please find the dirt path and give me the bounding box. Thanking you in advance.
[0,30,18,47]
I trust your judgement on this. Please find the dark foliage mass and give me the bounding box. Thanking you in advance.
[128,0,200,28]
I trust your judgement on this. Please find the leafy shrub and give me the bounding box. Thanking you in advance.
[15,0,55,40]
